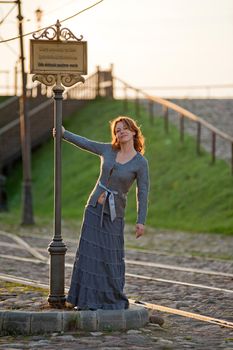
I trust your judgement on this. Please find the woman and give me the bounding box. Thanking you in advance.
[56,116,149,310]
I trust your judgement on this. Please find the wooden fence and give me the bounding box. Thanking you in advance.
[113,76,233,175]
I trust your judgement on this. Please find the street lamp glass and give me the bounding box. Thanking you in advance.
[35,8,43,23]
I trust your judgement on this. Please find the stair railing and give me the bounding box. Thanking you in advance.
[113,76,233,175]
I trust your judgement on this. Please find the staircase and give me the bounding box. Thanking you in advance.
[0,67,114,172]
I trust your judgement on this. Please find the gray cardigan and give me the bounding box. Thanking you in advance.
[63,130,149,224]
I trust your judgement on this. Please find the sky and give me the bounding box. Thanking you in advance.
[0,0,233,97]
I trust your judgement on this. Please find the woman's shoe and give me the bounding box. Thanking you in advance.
[65,301,75,309]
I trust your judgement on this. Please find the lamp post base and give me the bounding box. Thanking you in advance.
[47,295,66,308]
[47,240,67,308]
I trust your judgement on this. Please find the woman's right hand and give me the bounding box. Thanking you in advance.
[52,126,65,138]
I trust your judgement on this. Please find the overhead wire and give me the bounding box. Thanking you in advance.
[21,0,82,24]
[0,2,17,26]
[41,0,83,19]
[0,34,18,55]
[0,0,104,44]
[0,3,18,56]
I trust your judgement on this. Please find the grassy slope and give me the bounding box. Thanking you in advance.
[3,99,233,234]
[0,96,12,103]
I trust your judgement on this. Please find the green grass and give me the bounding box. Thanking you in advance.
[0,281,48,295]
[0,95,12,103]
[1,98,233,234]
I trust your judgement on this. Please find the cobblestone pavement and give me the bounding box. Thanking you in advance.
[144,99,233,162]
[0,226,233,349]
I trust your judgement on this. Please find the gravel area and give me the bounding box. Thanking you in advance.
[0,227,233,349]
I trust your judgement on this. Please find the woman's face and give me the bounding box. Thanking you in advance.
[115,121,135,144]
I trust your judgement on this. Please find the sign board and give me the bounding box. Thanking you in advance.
[30,40,87,75]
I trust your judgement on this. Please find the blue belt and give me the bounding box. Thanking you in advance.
[98,181,118,226]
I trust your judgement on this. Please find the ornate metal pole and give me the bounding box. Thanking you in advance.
[31,20,86,307]
[47,77,66,306]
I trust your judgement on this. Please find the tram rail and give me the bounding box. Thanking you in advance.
[0,239,232,278]
[0,273,233,330]
[0,252,233,294]
[1,230,233,330]
[2,230,232,262]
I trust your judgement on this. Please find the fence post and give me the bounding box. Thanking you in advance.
[96,65,100,98]
[92,75,95,99]
[124,84,128,113]
[180,113,184,142]
[196,121,201,155]
[86,77,89,99]
[211,132,216,164]
[163,106,169,133]
[149,100,154,125]
[109,63,114,99]
[135,89,140,117]
[231,143,233,175]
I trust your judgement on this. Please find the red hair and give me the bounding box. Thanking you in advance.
[110,116,145,154]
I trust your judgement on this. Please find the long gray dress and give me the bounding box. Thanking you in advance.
[67,202,128,309]
[63,130,149,310]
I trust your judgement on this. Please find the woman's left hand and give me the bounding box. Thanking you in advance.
[135,223,145,239]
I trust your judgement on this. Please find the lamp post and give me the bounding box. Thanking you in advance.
[17,0,34,224]
[47,78,66,306]
[0,0,33,219]
[30,20,87,307]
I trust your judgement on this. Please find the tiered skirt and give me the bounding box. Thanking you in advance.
[66,202,129,310]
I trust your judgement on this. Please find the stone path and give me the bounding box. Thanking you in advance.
[0,225,233,349]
